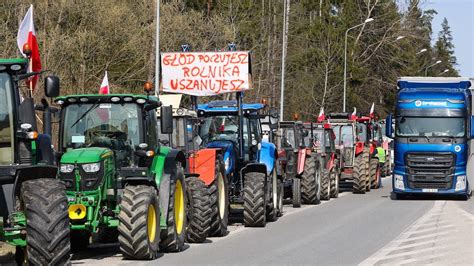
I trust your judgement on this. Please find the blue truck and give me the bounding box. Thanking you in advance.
[386,77,472,199]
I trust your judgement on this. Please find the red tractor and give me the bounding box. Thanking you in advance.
[275,121,320,207]
[158,95,229,242]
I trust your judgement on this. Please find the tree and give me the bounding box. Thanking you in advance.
[432,17,458,76]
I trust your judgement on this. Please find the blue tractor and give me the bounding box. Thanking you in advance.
[197,93,282,227]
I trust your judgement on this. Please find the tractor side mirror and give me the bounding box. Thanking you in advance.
[44,76,60,97]
[470,116,474,139]
[160,106,173,134]
[386,114,393,138]
[144,101,159,112]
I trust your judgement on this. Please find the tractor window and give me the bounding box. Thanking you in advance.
[0,73,14,165]
[279,127,296,148]
[145,110,158,150]
[62,103,142,152]
[313,130,324,148]
[334,125,354,146]
[173,117,186,149]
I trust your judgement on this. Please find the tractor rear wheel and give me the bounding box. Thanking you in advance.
[370,158,381,189]
[185,176,211,243]
[330,170,339,198]
[21,178,70,265]
[320,170,331,200]
[301,157,321,204]
[209,161,229,237]
[118,185,160,260]
[243,172,266,227]
[292,178,302,208]
[353,154,367,194]
[160,164,187,252]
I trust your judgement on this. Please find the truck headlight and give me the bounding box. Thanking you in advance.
[455,175,466,192]
[82,162,101,173]
[60,164,74,173]
[394,174,405,190]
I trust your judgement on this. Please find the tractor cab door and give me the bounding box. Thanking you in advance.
[0,73,14,166]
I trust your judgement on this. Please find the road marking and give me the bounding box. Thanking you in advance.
[359,201,474,265]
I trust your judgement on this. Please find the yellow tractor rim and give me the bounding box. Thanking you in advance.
[147,204,157,242]
[174,180,185,234]
[217,173,226,218]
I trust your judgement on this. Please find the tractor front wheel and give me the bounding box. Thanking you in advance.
[370,158,381,189]
[330,170,339,198]
[118,185,160,260]
[185,176,211,243]
[243,172,266,227]
[320,170,331,200]
[301,157,321,204]
[21,178,70,265]
[292,178,302,208]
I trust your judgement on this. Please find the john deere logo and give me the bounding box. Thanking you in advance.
[454,145,461,152]
[415,100,422,107]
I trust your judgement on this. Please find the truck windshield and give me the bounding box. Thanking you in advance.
[199,115,248,145]
[333,125,354,146]
[62,103,141,150]
[0,73,14,165]
[396,116,465,137]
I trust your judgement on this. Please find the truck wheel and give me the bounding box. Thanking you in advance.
[301,157,320,204]
[118,185,160,260]
[70,230,90,250]
[292,178,302,208]
[185,176,211,243]
[353,155,367,194]
[369,158,381,189]
[330,170,339,198]
[160,164,187,252]
[21,178,70,265]
[320,170,331,200]
[209,160,229,237]
[243,172,266,227]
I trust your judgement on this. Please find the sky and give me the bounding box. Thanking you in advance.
[424,0,473,77]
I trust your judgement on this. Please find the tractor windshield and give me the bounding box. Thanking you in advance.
[0,73,14,165]
[62,103,141,151]
[278,127,296,149]
[333,125,354,147]
[199,115,248,146]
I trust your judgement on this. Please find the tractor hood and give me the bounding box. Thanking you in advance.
[61,147,113,164]
[206,140,236,174]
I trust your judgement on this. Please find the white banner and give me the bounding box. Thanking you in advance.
[160,51,251,96]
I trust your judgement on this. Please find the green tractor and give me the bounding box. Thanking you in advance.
[0,58,70,264]
[55,91,189,259]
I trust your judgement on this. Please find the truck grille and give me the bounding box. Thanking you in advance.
[405,153,454,190]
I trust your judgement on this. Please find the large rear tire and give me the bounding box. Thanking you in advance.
[21,178,70,265]
[160,164,187,252]
[185,176,211,243]
[208,160,229,237]
[353,154,367,194]
[243,172,266,227]
[292,178,302,208]
[320,169,331,200]
[330,170,339,198]
[369,158,381,189]
[301,157,321,204]
[118,185,160,260]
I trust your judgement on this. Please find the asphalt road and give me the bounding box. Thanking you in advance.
[66,177,473,265]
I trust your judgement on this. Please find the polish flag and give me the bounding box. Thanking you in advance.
[317,107,325,122]
[99,71,109,94]
[350,107,357,120]
[369,103,375,118]
[17,5,41,91]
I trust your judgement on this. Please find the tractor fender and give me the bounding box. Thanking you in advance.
[259,141,277,176]
[296,149,307,176]
[159,149,186,226]
[12,165,58,206]
[241,163,268,186]
[188,148,219,186]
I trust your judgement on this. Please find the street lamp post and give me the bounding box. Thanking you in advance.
[424,60,442,76]
[416,48,427,55]
[439,69,449,75]
[343,18,374,112]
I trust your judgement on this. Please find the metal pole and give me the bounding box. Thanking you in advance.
[343,29,349,113]
[279,0,289,120]
[154,0,160,95]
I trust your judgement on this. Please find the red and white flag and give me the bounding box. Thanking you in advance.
[369,103,375,118]
[17,5,41,91]
[350,107,357,120]
[99,71,109,94]
[317,107,325,122]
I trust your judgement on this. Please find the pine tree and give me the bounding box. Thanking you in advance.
[432,18,459,76]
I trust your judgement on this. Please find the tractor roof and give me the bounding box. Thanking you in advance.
[55,94,159,105]
[0,58,28,73]
[0,58,28,65]
[198,100,265,113]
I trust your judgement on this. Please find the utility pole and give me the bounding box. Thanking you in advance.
[155,0,160,95]
[279,0,290,120]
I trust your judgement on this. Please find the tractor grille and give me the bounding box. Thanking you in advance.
[59,162,104,191]
[343,147,353,167]
[405,153,455,190]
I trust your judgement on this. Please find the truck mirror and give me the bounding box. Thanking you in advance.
[470,116,474,139]
[44,76,60,97]
[160,106,173,134]
[386,114,393,138]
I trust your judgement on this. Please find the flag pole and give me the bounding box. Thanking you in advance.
[154,0,160,96]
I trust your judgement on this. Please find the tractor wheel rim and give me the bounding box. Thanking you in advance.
[174,180,185,235]
[217,173,226,219]
[147,204,157,242]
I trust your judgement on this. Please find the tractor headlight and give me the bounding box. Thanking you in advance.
[82,162,101,173]
[224,157,230,170]
[60,164,74,173]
